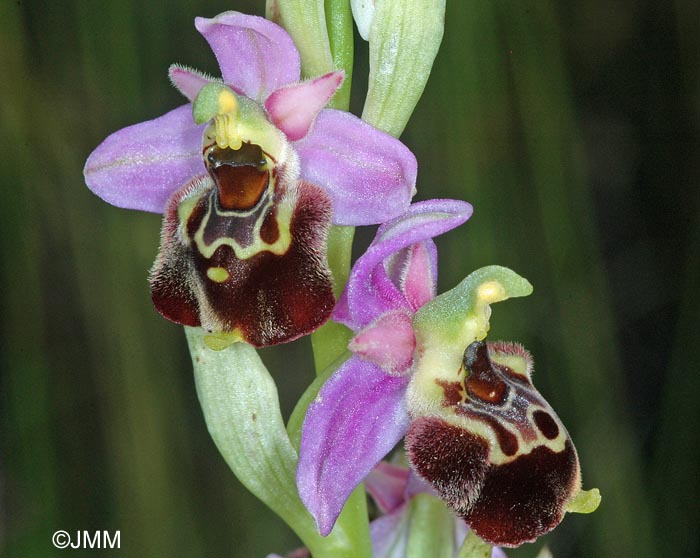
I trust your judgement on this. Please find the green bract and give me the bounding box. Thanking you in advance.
[362,0,447,136]
[268,0,334,78]
[186,327,370,558]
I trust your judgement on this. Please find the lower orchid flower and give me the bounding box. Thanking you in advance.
[297,203,600,547]
[83,11,416,347]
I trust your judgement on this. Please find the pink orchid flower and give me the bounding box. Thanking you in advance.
[84,12,416,346]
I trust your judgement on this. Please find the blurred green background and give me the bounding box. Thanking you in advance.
[1,0,698,556]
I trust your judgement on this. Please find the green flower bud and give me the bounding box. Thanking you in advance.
[362,0,446,136]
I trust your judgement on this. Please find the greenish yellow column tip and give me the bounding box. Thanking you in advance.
[413,265,533,348]
[203,330,243,351]
[193,83,245,149]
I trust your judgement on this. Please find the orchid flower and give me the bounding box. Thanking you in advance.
[297,205,600,547]
[83,12,416,347]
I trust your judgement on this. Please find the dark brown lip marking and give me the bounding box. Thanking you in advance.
[533,410,560,440]
[495,362,532,385]
[260,206,280,244]
[464,341,508,405]
[463,439,579,547]
[436,378,464,407]
[454,405,520,456]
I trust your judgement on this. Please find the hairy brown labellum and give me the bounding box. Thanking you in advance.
[406,341,581,547]
[149,141,335,347]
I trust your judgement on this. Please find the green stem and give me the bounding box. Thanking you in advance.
[311,226,355,374]
[406,495,454,558]
[266,4,368,557]
[306,0,355,371]
[308,0,355,374]
[324,0,354,109]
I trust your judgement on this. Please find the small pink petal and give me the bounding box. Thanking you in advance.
[195,12,300,102]
[168,64,217,101]
[265,72,344,141]
[348,311,416,375]
[385,239,437,305]
[399,242,436,311]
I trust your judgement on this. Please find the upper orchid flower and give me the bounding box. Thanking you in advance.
[83,12,416,347]
[297,205,600,546]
